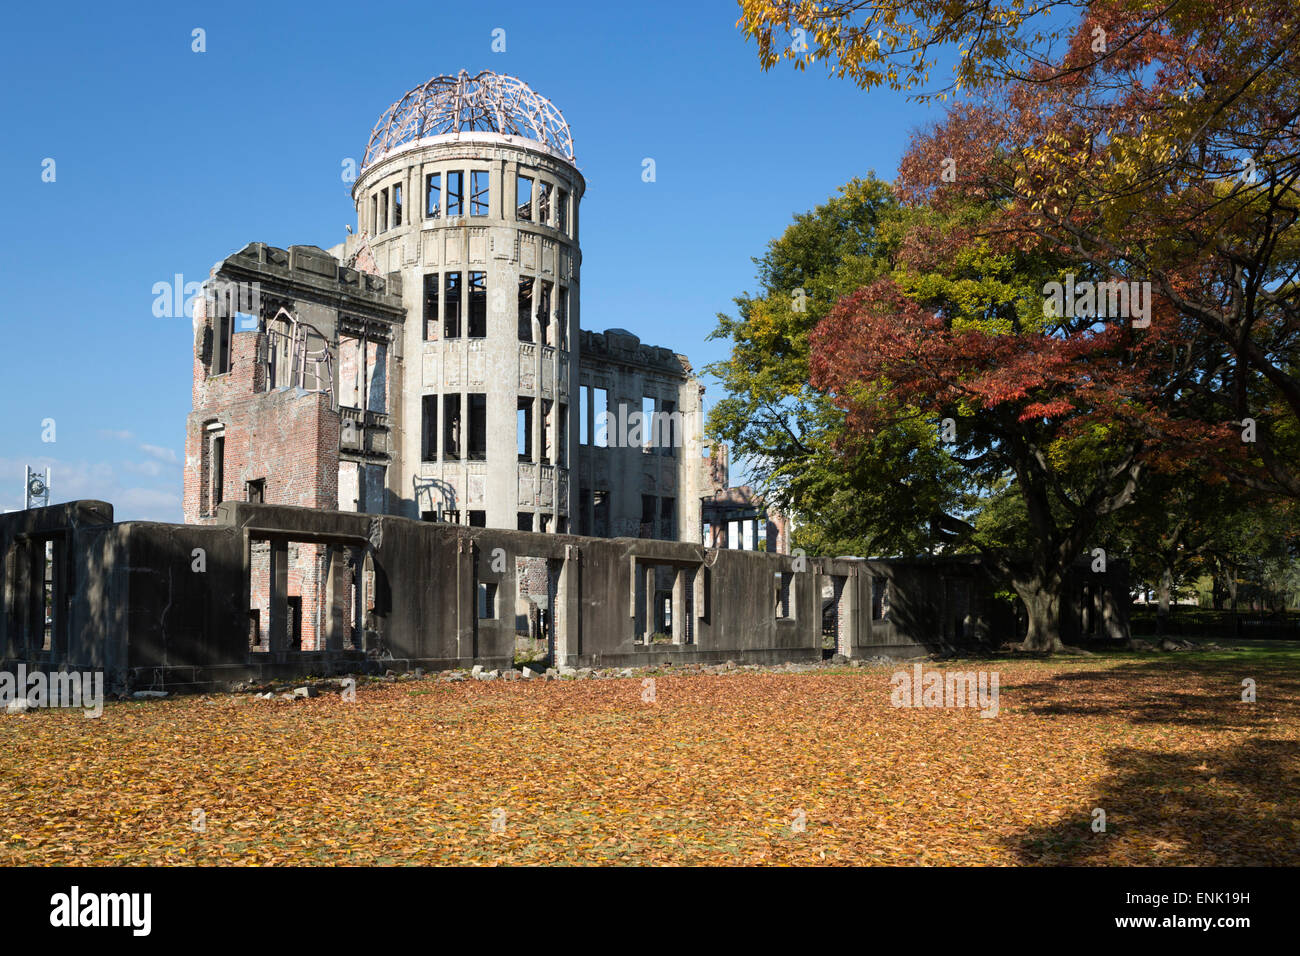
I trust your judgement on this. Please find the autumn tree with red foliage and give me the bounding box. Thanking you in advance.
[736,0,1300,647]
[809,225,1240,650]
[888,1,1300,495]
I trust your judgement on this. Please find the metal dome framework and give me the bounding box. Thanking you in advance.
[362,70,575,169]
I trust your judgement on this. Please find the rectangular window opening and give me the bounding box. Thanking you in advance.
[421,394,438,462]
[641,396,655,453]
[775,571,795,620]
[660,496,675,540]
[557,402,567,467]
[478,581,498,618]
[422,273,439,341]
[580,386,589,445]
[517,276,533,342]
[471,170,489,216]
[468,393,487,461]
[538,181,552,224]
[214,307,232,376]
[594,387,608,448]
[287,596,303,651]
[443,394,461,461]
[393,183,403,227]
[661,400,677,456]
[447,171,464,216]
[536,281,552,347]
[557,287,569,350]
[516,175,533,221]
[425,173,441,218]
[211,434,225,510]
[541,399,553,464]
[518,397,533,461]
[468,271,487,337]
[444,272,462,338]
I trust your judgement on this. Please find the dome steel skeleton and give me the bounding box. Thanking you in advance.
[362,70,575,169]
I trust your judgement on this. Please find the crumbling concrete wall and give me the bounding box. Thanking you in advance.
[0,501,1131,691]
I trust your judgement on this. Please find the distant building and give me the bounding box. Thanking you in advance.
[699,445,791,554]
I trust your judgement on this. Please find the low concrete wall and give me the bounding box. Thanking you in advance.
[0,501,1130,691]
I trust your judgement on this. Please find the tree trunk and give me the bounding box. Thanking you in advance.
[1228,569,1241,638]
[1156,567,1172,635]
[1015,580,1065,653]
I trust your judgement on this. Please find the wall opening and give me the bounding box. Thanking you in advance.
[443,395,461,460]
[422,274,439,340]
[444,272,462,338]
[447,171,463,216]
[536,281,552,346]
[518,398,533,460]
[538,180,552,224]
[516,174,533,220]
[633,559,697,645]
[421,395,438,462]
[541,399,553,464]
[471,170,489,216]
[425,173,441,218]
[774,571,795,620]
[478,581,497,619]
[468,394,487,461]
[518,276,533,342]
[468,271,487,337]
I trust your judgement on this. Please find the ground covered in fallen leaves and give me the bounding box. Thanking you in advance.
[2,649,1297,865]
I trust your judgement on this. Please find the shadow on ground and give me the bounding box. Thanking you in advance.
[1000,652,1300,865]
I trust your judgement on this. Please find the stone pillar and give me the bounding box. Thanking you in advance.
[18,539,38,657]
[554,544,581,665]
[671,567,686,644]
[644,563,656,641]
[268,540,289,655]
[324,545,348,652]
[352,548,366,650]
[457,536,476,662]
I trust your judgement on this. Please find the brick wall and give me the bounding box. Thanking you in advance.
[184,327,342,525]
[248,541,336,651]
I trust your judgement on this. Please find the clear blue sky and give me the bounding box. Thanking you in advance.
[0,0,944,520]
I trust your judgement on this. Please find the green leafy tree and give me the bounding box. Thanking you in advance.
[708,175,961,555]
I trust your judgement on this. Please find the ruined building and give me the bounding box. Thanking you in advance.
[181,71,721,653]
[0,73,1131,689]
[184,71,709,541]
